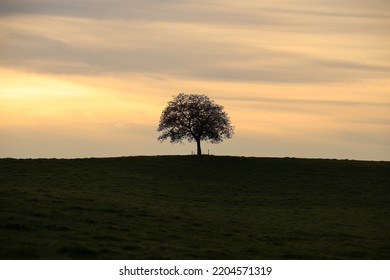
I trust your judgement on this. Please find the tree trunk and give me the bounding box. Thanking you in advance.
[196,140,202,156]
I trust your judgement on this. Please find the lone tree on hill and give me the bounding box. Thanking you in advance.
[157,93,234,155]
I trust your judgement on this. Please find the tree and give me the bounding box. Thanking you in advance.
[157,93,234,155]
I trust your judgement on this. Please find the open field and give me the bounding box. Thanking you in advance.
[0,156,389,259]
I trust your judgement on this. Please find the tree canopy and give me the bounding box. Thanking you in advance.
[157,93,234,155]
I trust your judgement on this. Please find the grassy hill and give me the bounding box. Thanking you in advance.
[0,156,389,259]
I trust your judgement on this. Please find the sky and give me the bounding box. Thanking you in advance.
[0,0,389,160]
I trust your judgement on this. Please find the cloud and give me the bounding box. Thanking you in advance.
[1,11,389,84]
[2,0,389,31]
[218,95,390,109]
[0,0,390,83]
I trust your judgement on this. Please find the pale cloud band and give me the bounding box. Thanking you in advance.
[1,0,389,83]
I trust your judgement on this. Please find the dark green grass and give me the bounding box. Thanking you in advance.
[0,156,389,259]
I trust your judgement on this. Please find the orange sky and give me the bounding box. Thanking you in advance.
[1,0,389,160]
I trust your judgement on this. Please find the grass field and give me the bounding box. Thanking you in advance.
[0,156,389,259]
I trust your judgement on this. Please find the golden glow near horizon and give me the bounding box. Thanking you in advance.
[1,0,389,160]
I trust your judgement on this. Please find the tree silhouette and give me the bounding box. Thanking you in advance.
[157,93,234,155]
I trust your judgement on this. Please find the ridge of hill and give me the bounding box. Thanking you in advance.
[1,156,389,259]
